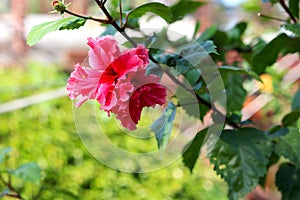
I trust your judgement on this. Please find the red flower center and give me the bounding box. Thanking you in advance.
[100,66,118,84]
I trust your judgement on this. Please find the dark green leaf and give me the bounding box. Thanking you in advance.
[282,111,300,126]
[209,128,272,200]
[219,66,248,73]
[227,22,247,45]
[266,125,289,138]
[283,24,300,37]
[176,58,193,74]
[276,163,300,200]
[261,0,278,5]
[126,18,140,29]
[259,152,280,186]
[128,2,173,23]
[146,28,169,54]
[226,112,242,125]
[252,37,267,53]
[289,0,299,19]
[292,89,300,111]
[184,69,201,86]
[176,87,202,120]
[27,16,78,46]
[151,102,177,149]
[225,74,247,112]
[170,0,205,22]
[199,40,218,55]
[10,162,41,184]
[182,129,208,172]
[146,62,163,77]
[252,34,300,74]
[197,25,218,42]
[0,147,12,164]
[218,66,260,80]
[193,21,201,39]
[175,40,217,74]
[59,17,86,30]
[275,127,300,168]
[100,25,117,37]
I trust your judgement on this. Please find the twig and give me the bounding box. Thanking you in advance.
[119,0,123,28]
[278,0,297,24]
[257,13,288,23]
[64,9,109,24]
[0,175,22,199]
[7,176,22,199]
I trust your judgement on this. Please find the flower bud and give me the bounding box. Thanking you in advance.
[51,0,66,12]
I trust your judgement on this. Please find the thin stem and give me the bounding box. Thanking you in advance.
[257,13,288,22]
[7,176,22,199]
[6,194,22,199]
[278,0,297,24]
[123,13,130,29]
[94,0,103,9]
[0,175,22,199]
[97,2,137,46]
[64,9,109,24]
[119,0,123,28]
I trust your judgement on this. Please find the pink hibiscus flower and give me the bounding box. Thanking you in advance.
[67,35,167,130]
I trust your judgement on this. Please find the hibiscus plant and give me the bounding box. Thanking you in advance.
[26,0,300,199]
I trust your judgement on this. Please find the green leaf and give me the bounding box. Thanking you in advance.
[289,0,299,19]
[127,2,173,23]
[170,0,205,22]
[199,40,218,55]
[59,17,86,30]
[227,22,247,45]
[283,24,300,37]
[151,102,177,149]
[218,66,249,74]
[176,87,203,120]
[218,66,260,80]
[10,162,41,184]
[292,89,300,111]
[184,68,201,86]
[266,125,289,138]
[226,112,242,125]
[27,16,78,46]
[209,128,272,200]
[261,0,278,5]
[252,34,300,74]
[182,129,207,172]
[225,74,247,112]
[193,21,201,39]
[276,163,300,200]
[258,152,280,186]
[197,25,218,42]
[275,127,300,168]
[282,111,300,126]
[0,147,12,164]
[100,25,117,37]
[147,28,169,54]
[176,40,217,73]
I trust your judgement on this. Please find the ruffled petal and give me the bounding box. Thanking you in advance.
[67,64,101,107]
[129,83,167,124]
[87,36,120,70]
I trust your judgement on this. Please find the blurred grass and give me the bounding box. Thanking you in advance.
[0,62,227,199]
